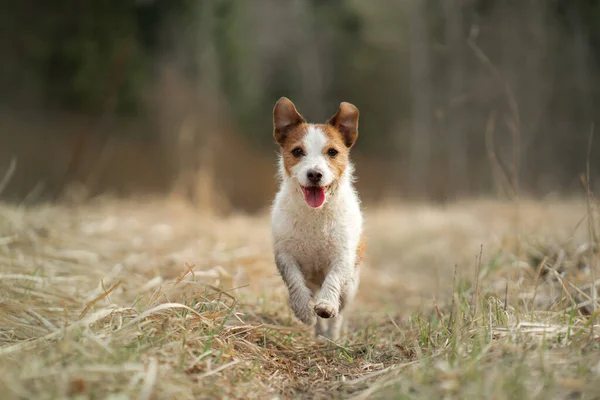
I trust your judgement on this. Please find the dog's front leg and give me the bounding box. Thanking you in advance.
[275,252,316,326]
[314,257,354,319]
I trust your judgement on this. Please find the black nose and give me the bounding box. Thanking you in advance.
[307,169,322,184]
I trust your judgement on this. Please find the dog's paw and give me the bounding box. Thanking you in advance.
[290,293,316,326]
[314,301,338,319]
[294,305,316,326]
[296,307,316,326]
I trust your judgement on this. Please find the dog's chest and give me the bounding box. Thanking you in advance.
[276,209,344,272]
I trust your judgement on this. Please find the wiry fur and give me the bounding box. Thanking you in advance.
[270,97,364,340]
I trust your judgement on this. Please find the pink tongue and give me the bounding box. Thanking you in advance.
[302,186,326,208]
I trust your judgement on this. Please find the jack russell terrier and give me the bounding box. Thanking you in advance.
[270,97,365,340]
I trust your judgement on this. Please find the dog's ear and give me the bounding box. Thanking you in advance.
[327,102,359,148]
[273,97,305,145]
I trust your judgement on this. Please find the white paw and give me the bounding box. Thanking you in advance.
[314,301,338,319]
[289,293,316,326]
[294,305,316,325]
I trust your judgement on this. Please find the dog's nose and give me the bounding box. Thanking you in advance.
[307,169,323,184]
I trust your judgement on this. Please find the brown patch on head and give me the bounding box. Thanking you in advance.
[279,123,309,176]
[273,97,309,177]
[319,124,351,179]
[327,102,359,149]
[273,97,305,145]
[322,101,359,179]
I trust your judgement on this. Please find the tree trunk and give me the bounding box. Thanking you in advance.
[408,1,433,198]
[443,0,468,198]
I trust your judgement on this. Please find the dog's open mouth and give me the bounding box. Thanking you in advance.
[301,186,328,208]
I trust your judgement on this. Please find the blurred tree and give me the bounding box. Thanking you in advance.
[0,0,195,117]
[0,0,599,205]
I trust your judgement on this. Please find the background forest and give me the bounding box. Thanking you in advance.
[1,0,599,211]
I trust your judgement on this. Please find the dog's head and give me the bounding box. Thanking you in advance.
[273,97,359,209]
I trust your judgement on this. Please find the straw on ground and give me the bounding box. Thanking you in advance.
[0,198,599,399]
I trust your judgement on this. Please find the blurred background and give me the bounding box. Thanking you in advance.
[1,0,599,213]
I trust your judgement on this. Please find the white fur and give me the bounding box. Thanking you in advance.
[271,124,363,340]
[292,125,335,188]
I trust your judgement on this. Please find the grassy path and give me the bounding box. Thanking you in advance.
[0,198,598,399]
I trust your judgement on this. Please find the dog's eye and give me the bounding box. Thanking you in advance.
[291,147,304,158]
[327,148,339,158]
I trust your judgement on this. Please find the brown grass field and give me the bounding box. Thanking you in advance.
[0,197,599,399]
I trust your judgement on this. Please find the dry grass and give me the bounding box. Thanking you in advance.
[0,197,599,399]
